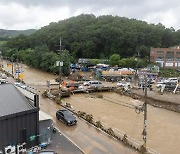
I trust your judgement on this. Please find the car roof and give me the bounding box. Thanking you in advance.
[39,149,55,154]
[57,109,70,113]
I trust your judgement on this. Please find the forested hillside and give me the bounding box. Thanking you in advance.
[0,29,36,38]
[5,14,180,59]
[2,14,180,74]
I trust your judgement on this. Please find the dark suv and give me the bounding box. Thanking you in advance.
[56,109,77,126]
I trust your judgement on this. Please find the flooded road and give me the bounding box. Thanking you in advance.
[3,60,180,154]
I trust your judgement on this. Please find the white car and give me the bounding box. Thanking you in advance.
[84,80,103,88]
[117,81,131,87]
[1,73,7,79]
[156,82,165,88]
[0,78,8,84]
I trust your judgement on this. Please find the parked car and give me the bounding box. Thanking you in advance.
[117,81,131,87]
[0,78,8,84]
[83,80,103,88]
[167,78,178,83]
[56,109,77,126]
[156,82,165,88]
[1,73,7,79]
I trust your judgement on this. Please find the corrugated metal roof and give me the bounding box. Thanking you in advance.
[0,83,36,117]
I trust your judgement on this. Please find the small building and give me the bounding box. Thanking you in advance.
[0,84,39,153]
[39,111,53,144]
[150,47,180,68]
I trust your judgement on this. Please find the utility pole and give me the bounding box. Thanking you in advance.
[59,38,61,92]
[17,58,20,81]
[142,73,148,152]
[0,51,2,68]
[58,38,62,99]
[11,55,14,77]
[135,51,140,86]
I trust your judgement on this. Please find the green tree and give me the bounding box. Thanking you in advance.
[109,54,120,66]
[91,59,99,65]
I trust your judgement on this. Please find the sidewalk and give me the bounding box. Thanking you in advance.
[46,127,84,154]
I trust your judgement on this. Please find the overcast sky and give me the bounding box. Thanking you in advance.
[0,0,180,30]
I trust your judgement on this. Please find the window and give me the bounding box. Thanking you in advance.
[176,52,180,55]
[156,57,163,61]
[166,51,174,61]
[176,57,180,61]
[157,51,164,54]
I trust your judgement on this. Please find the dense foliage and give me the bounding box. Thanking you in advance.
[2,14,180,73]
[5,14,180,58]
[0,29,36,37]
[159,68,180,77]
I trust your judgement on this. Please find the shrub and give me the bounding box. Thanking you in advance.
[55,97,62,104]
[85,114,93,123]
[96,121,103,128]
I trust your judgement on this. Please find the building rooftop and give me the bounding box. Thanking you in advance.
[0,83,36,118]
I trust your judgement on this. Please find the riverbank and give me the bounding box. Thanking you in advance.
[129,88,180,113]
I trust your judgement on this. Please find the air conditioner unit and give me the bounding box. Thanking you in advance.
[17,143,26,153]
[4,145,15,154]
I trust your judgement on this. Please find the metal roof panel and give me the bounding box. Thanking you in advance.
[0,83,36,117]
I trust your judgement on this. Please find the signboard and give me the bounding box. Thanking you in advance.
[7,63,12,68]
[56,61,63,66]
[19,73,24,80]
[16,69,21,74]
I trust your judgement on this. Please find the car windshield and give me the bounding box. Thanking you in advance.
[40,152,54,154]
[63,111,74,119]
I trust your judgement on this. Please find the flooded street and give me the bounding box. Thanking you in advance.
[4,61,180,154]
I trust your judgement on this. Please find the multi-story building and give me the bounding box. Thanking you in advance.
[150,47,180,68]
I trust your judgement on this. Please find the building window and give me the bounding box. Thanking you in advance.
[156,51,164,54]
[166,51,174,61]
[176,57,180,61]
[176,52,180,55]
[156,57,163,61]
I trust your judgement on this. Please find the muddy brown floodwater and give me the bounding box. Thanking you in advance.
[4,61,180,154]
[64,93,180,154]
